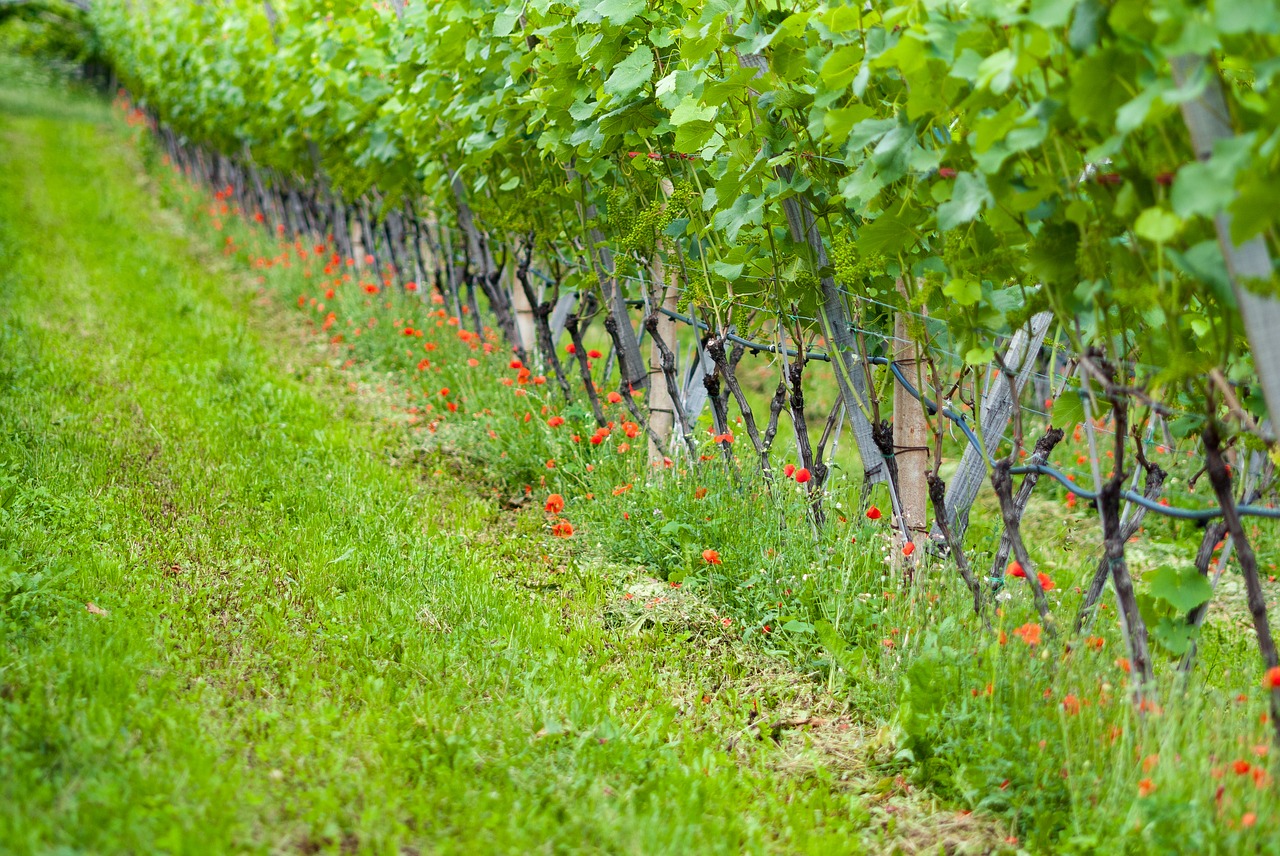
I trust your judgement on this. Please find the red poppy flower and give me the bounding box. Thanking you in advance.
[607,391,623,404]
[547,416,565,427]
[783,464,796,478]
[551,520,574,537]
[795,467,811,484]
[1037,571,1055,592]
[1008,561,1026,578]
[866,506,882,520]
[1012,623,1042,646]
[1266,666,1280,689]
[902,541,916,557]
[545,494,565,514]
[588,349,602,359]
[702,549,721,565]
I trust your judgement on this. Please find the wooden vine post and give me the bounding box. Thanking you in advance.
[935,312,1054,543]
[892,287,929,554]
[512,274,537,362]
[646,250,681,464]
[1170,56,1280,422]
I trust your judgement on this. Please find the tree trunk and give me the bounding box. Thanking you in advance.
[1076,460,1167,633]
[644,312,698,463]
[736,51,888,490]
[928,472,983,619]
[448,167,523,360]
[991,460,1054,627]
[989,428,1065,584]
[569,170,646,395]
[565,294,607,427]
[709,333,773,478]
[646,252,681,463]
[1203,422,1280,743]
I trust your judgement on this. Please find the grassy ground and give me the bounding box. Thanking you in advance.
[0,58,1010,855]
[6,55,1280,856]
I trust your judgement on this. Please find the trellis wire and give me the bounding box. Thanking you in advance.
[168,126,1272,526]
[568,283,1277,523]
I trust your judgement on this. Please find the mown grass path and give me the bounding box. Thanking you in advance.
[0,68,1001,856]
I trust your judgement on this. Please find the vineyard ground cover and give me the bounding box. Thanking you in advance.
[0,58,1015,854]
[45,0,1280,844]
[161,101,1280,856]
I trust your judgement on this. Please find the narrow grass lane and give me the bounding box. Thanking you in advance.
[0,69,953,856]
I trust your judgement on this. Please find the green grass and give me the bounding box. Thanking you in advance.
[240,109,1280,854]
[6,55,1280,856]
[0,61,983,855]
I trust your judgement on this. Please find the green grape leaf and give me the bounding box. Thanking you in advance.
[1215,0,1280,34]
[936,172,993,230]
[604,44,654,100]
[669,97,716,127]
[493,7,522,37]
[820,45,864,90]
[1133,207,1182,243]
[1151,618,1198,656]
[1051,391,1086,428]
[596,0,646,25]
[1147,564,1214,613]
[711,193,764,243]
[964,345,995,366]
[711,261,744,281]
[674,121,716,152]
[942,278,981,307]
[1170,135,1255,219]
